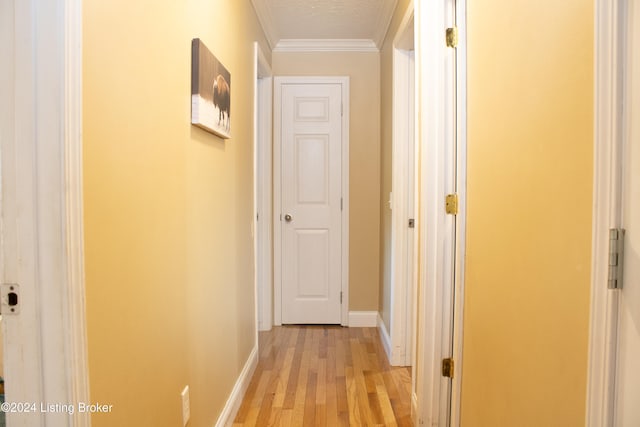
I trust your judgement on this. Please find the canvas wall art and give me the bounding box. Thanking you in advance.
[191,38,231,139]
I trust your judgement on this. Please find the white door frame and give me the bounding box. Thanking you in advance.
[1,0,90,425]
[253,43,273,333]
[389,2,417,367]
[586,0,627,424]
[450,0,468,424]
[273,76,350,326]
[414,0,467,424]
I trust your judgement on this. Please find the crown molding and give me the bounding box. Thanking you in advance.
[374,0,399,47]
[273,39,379,53]
[250,0,278,50]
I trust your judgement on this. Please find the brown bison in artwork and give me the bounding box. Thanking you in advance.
[213,74,230,130]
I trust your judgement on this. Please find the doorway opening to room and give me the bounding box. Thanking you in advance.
[385,4,416,370]
[254,42,274,335]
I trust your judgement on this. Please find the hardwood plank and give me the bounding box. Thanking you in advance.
[279,409,293,427]
[273,346,295,408]
[345,366,363,426]
[376,383,399,427]
[325,340,339,427]
[233,326,413,426]
[335,375,349,420]
[243,370,272,426]
[303,370,317,426]
[267,407,282,427]
[350,339,375,426]
[283,329,306,409]
[316,358,327,405]
[291,331,312,426]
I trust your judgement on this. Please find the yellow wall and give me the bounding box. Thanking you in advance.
[83,1,269,425]
[272,52,381,311]
[462,0,593,425]
[378,0,413,332]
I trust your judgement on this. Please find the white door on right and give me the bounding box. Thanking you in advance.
[615,1,640,425]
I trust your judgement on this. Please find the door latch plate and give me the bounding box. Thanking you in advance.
[1,283,20,314]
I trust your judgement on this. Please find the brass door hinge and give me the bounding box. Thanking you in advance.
[608,228,625,289]
[446,27,458,48]
[445,194,458,215]
[442,358,454,378]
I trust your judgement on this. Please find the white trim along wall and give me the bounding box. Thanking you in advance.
[348,311,378,327]
[377,313,393,357]
[214,347,259,427]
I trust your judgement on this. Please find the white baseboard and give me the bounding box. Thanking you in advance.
[348,311,378,327]
[377,313,392,361]
[214,345,259,427]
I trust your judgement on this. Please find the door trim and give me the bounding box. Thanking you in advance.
[390,2,415,367]
[586,0,626,424]
[450,0,468,424]
[253,43,273,333]
[414,0,467,424]
[64,1,92,421]
[1,0,90,423]
[273,76,350,326]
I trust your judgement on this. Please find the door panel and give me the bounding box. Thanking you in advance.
[295,230,329,297]
[615,1,640,424]
[281,83,342,324]
[296,135,329,204]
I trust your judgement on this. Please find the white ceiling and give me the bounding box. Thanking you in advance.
[251,0,398,51]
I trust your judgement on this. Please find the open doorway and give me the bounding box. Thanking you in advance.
[388,5,416,369]
[253,42,273,333]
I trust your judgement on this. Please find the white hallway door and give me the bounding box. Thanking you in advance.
[615,1,640,424]
[279,81,344,324]
[1,0,90,425]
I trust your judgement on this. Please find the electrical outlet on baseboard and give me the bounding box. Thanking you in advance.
[181,385,190,426]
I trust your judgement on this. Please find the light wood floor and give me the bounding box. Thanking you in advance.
[233,325,413,426]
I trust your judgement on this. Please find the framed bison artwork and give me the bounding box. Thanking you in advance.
[191,38,231,139]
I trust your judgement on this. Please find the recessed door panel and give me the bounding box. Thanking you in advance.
[296,135,329,204]
[295,230,329,298]
[295,97,330,121]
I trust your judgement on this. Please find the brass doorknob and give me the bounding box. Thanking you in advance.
[284,214,292,222]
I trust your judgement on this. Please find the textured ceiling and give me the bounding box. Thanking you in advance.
[252,0,398,50]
